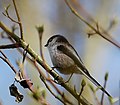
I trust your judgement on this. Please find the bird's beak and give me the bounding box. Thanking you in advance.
[44,43,48,47]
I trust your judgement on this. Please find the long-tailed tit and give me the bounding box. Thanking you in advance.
[45,35,111,97]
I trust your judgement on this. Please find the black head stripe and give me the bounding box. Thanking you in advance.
[55,35,68,43]
[45,35,58,47]
[49,35,69,44]
[47,35,69,45]
[45,35,69,47]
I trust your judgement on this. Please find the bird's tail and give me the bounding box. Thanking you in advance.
[82,68,111,97]
[57,44,112,97]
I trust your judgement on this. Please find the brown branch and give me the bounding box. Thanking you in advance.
[0,35,49,105]
[40,74,67,105]
[12,0,23,39]
[16,59,50,105]
[22,44,29,63]
[2,5,19,24]
[64,0,120,49]
[79,79,86,96]
[34,61,74,105]
[0,50,17,73]
[0,43,20,49]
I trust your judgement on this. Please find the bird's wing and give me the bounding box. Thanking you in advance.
[69,44,84,64]
[57,45,111,97]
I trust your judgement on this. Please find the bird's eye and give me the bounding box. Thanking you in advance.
[48,38,53,43]
[49,39,52,42]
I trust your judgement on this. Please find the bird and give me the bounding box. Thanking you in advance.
[45,34,111,97]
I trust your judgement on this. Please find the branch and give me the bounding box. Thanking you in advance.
[64,0,120,48]
[0,43,20,49]
[0,21,92,105]
[88,84,101,105]
[2,5,19,24]
[12,0,23,39]
[0,50,17,73]
[40,74,67,105]
[34,61,74,105]
[101,72,109,105]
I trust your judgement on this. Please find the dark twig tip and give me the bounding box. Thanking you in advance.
[4,4,11,12]
[81,79,86,87]
[79,79,86,96]
[105,72,109,81]
[36,25,44,33]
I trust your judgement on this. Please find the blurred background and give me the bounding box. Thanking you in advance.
[0,0,120,105]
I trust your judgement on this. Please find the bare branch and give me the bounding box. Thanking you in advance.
[12,0,23,39]
[79,79,86,96]
[34,61,74,105]
[22,44,29,63]
[40,74,67,105]
[88,84,101,105]
[101,72,109,105]
[64,0,120,49]
[0,43,20,49]
[0,50,17,73]
[2,5,19,24]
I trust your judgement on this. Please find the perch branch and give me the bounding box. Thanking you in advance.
[0,21,92,105]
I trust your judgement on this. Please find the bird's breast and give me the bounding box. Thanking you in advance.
[49,48,80,74]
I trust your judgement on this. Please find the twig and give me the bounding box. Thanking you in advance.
[34,61,74,105]
[101,72,109,105]
[40,74,67,105]
[0,50,17,73]
[88,84,101,105]
[0,51,33,95]
[15,52,50,104]
[79,79,86,96]
[37,65,62,104]
[49,80,74,105]
[21,45,29,79]
[64,0,120,48]
[12,0,23,39]
[0,50,7,58]
[0,38,49,105]
[0,43,20,49]
[78,79,86,105]
[22,44,29,63]
[2,5,19,24]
